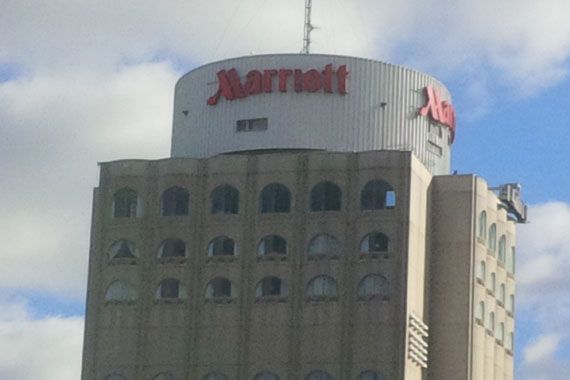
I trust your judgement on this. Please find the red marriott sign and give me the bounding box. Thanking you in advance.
[207,64,348,105]
[419,85,457,143]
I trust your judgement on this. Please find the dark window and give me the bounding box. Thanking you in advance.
[211,185,239,214]
[236,118,268,132]
[161,186,189,216]
[360,180,396,210]
[308,234,340,257]
[158,278,181,299]
[159,239,186,258]
[256,277,284,297]
[310,181,341,211]
[113,188,138,218]
[360,232,389,253]
[208,236,236,256]
[260,183,291,213]
[257,235,287,256]
[206,278,233,298]
[357,274,389,298]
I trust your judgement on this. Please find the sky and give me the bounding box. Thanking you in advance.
[1,0,570,379]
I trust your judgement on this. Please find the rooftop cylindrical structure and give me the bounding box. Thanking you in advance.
[171,54,455,175]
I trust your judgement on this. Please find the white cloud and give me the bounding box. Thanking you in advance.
[524,334,561,364]
[0,297,83,380]
[0,62,178,297]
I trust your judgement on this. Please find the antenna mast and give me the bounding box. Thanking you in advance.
[302,0,314,54]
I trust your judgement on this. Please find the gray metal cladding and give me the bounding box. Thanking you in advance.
[171,54,453,175]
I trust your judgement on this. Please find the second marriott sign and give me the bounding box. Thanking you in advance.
[207,64,348,105]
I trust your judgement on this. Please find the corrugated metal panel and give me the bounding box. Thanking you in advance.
[171,54,453,175]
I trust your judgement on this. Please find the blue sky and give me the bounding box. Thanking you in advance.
[1,1,570,379]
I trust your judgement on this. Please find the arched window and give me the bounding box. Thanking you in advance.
[161,186,189,216]
[488,223,497,252]
[104,374,127,380]
[490,272,496,293]
[257,235,287,256]
[357,274,389,299]
[478,261,486,281]
[497,322,504,342]
[499,284,506,304]
[487,312,495,333]
[507,247,516,274]
[498,235,506,264]
[308,234,340,257]
[476,301,485,322]
[156,278,185,300]
[360,180,396,210]
[208,236,236,257]
[256,276,286,297]
[211,185,239,214]
[478,211,487,239]
[304,370,334,380]
[253,372,280,380]
[158,238,186,258]
[360,232,389,253]
[306,275,338,298]
[109,240,136,259]
[113,188,139,218]
[202,373,229,380]
[105,281,137,302]
[357,371,384,380]
[310,181,341,211]
[205,278,234,299]
[153,373,175,380]
[260,183,291,213]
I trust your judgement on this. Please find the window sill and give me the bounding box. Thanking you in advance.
[497,300,505,307]
[307,254,341,261]
[154,298,184,305]
[475,318,484,326]
[358,252,390,260]
[487,289,495,296]
[357,294,390,302]
[496,339,504,346]
[506,349,514,356]
[486,330,494,337]
[507,272,515,279]
[497,261,505,268]
[477,237,486,245]
[256,254,287,262]
[206,256,237,263]
[108,258,137,266]
[255,296,288,303]
[476,278,484,285]
[487,248,496,256]
[506,310,514,318]
[156,257,187,265]
[306,296,338,303]
[205,297,234,304]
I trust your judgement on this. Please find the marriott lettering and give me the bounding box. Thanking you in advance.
[207,64,348,105]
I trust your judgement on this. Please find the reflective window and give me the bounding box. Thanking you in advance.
[507,332,514,350]
[308,234,340,257]
[508,294,515,313]
[109,240,136,259]
[310,181,341,211]
[478,261,486,281]
[476,301,485,322]
[256,277,286,297]
[113,188,139,218]
[156,278,185,299]
[498,235,506,264]
[260,183,291,213]
[253,371,280,380]
[487,312,495,332]
[105,281,137,302]
[357,371,384,380]
[497,322,505,342]
[208,236,236,257]
[206,278,234,299]
[507,247,516,274]
[478,211,487,239]
[499,284,506,304]
[161,186,189,216]
[306,275,338,298]
[488,223,497,252]
[360,180,396,210]
[257,235,287,256]
[357,274,389,298]
[202,373,229,380]
[158,238,186,258]
[211,185,239,214]
[359,232,389,253]
[490,272,496,293]
[304,370,334,380]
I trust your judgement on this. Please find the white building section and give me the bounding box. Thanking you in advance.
[171,54,454,175]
